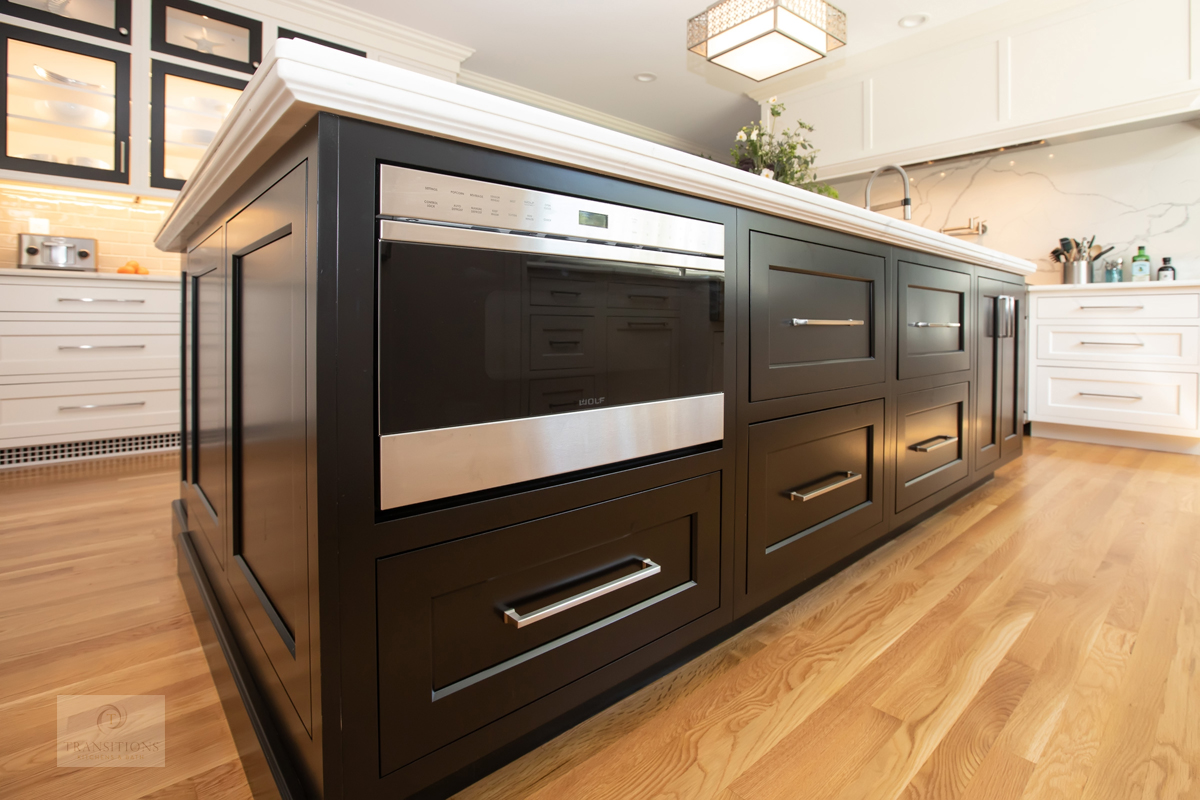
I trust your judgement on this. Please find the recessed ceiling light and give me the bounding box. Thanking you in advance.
[898,14,929,28]
[634,73,657,82]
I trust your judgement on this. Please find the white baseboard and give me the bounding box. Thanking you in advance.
[1030,422,1200,455]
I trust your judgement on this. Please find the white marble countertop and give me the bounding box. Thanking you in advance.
[0,267,178,283]
[1029,279,1200,292]
[154,39,1036,277]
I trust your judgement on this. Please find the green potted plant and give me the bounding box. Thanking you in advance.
[731,98,837,198]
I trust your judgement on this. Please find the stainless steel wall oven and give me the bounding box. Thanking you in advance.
[376,165,726,510]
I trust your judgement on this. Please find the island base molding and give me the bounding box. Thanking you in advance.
[1030,421,1200,455]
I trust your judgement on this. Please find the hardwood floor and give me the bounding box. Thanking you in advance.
[1,436,1196,799]
[0,452,252,800]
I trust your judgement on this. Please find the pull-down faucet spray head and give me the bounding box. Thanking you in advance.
[864,164,912,221]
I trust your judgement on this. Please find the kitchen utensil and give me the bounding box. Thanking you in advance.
[33,64,102,90]
[34,99,110,128]
[1089,245,1102,260]
[1059,237,1073,254]
[1094,246,1114,261]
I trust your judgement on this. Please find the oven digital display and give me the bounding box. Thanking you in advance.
[578,211,609,229]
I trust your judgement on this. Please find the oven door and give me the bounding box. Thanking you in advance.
[377,221,725,510]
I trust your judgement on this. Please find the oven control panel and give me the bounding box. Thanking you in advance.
[379,165,725,257]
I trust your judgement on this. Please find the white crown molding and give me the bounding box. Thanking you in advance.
[155,39,1034,278]
[458,70,717,158]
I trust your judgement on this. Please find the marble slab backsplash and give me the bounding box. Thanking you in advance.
[827,121,1200,285]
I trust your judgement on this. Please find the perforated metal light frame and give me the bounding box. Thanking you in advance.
[688,0,847,81]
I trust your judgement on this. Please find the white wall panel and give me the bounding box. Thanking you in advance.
[783,81,867,168]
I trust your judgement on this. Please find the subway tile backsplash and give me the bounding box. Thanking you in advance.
[0,182,181,275]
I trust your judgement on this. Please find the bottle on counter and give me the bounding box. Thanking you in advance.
[1106,258,1124,283]
[1158,257,1177,282]
[1131,246,1152,282]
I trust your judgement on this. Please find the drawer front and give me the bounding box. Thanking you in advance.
[898,261,971,379]
[0,331,180,375]
[746,400,884,605]
[750,231,886,401]
[377,473,721,776]
[528,275,603,308]
[1035,292,1200,321]
[608,281,681,311]
[530,314,597,370]
[1032,366,1199,432]
[0,382,179,442]
[897,383,969,511]
[0,281,180,317]
[1036,325,1199,367]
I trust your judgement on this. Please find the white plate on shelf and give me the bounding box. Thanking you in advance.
[33,64,103,90]
[180,95,232,117]
[17,153,61,163]
[34,99,110,128]
[163,168,188,180]
[179,127,216,145]
[70,156,111,169]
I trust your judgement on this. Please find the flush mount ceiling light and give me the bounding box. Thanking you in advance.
[634,72,658,82]
[687,0,847,82]
[897,13,929,28]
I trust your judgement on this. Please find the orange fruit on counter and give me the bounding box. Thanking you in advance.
[117,264,136,274]
[136,265,149,274]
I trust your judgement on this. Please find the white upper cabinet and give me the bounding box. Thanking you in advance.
[764,0,1200,178]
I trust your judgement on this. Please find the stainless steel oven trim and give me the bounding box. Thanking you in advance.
[379,220,725,273]
[379,165,725,257]
[379,393,724,510]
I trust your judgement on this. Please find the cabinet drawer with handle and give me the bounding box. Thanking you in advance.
[896,383,969,512]
[0,379,178,443]
[898,261,971,379]
[0,280,180,317]
[1036,325,1199,367]
[746,400,884,607]
[1032,366,1199,433]
[377,472,720,776]
[0,330,180,376]
[1034,292,1199,321]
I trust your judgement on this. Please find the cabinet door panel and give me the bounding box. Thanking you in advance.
[190,227,225,567]
[750,231,885,400]
[899,261,971,379]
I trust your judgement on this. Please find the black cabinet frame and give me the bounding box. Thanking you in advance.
[277,27,365,57]
[151,0,262,74]
[150,59,246,190]
[0,25,130,183]
[0,0,131,43]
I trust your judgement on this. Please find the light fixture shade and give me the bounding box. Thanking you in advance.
[688,0,847,81]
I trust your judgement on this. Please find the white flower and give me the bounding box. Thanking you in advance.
[736,130,747,142]
[768,96,778,104]
[749,128,759,141]
[760,167,775,180]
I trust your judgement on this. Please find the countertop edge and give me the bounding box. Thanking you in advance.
[154,40,1036,277]
[0,267,180,284]
[1028,280,1200,292]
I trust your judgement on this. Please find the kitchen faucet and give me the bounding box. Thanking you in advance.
[864,164,912,221]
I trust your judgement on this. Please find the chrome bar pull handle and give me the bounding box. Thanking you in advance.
[913,435,959,453]
[790,318,865,326]
[1079,341,1145,347]
[1078,392,1143,400]
[789,471,863,502]
[502,558,661,628]
[995,296,1016,338]
[57,297,146,304]
[58,344,146,350]
[1078,305,1144,310]
[58,401,147,411]
[909,321,962,328]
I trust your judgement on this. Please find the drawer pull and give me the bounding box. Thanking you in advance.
[1078,391,1143,401]
[912,435,959,453]
[550,290,582,296]
[909,322,962,328]
[502,558,661,628]
[790,318,865,327]
[1079,341,1145,347]
[627,294,669,301]
[548,340,581,346]
[1078,305,1144,310]
[789,471,862,502]
[57,297,146,304]
[58,344,147,350]
[58,401,147,411]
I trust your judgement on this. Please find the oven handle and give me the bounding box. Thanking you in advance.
[379,219,725,274]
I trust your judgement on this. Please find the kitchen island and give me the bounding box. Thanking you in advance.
[158,39,1034,800]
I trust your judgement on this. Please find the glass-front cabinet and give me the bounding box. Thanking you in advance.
[1,25,130,183]
[151,0,261,74]
[0,0,131,44]
[150,60,244,190]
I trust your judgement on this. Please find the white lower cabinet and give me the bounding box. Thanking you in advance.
[1028,283,1200,446]
[0,270,180,459]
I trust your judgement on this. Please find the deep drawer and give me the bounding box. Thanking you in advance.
[0,280,180,316]
[898,261,971,379]
[377,473,721,776]
[0,328,180,376]
[896,383,969,511]
[1032,366,1199,432]
[746,400,884,606]
[1036,325,1199,367]
[750,231,885,401]
[1035,292,1199,321]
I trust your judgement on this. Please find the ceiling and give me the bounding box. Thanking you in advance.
[340,0,1013,156]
